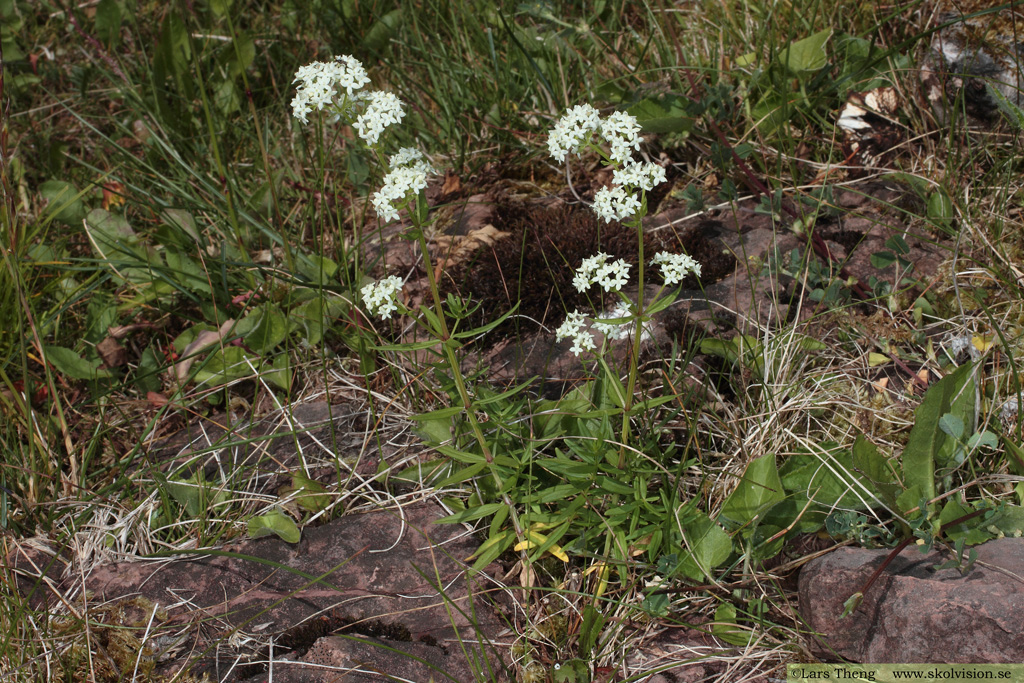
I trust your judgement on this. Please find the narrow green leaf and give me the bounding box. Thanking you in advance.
[903,363,975,503]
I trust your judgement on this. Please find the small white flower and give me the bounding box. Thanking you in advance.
[573,252,631,293]
[592,185,641,223]
[371,150,436,223]
[613,160,667,192]
[291,55,370,124]
[555,310,596,357]
[388,147,432,172]
[593,301,633,340]
[330,54,371,96]
[594,301,654,344]
[548,104,601,162]
[651,251,701,285]
[354,90,405,145]
[600,110,642,163]
[361,275,404,319]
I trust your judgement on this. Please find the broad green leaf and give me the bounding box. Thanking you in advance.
[410,407,455,445]
[164,248,211,294]
[161,208,200,241]
[165,471,228,518]
[95,0,122,45]
[43,345,109,380]
[578,603,607,655]
[678,511,733,581]
[85,208,143,261]
[779,444,877,511]
[227,32,255,77]
[938,499,991,545]
[361,8,402,52]
[281,473,330,513]
[779,29,831,74]
[927,190,954,229]
[851,434,901,510]
[295,254,339,286]
[263,353,292,392]
[626,93,695,134]
[193,346,254,386]
[720,454,785,526]
[235,305,288,353]
[209,0,233,17]
[712,602,751,646]
[40,180,86,225]
[290,296,347,346]
[871,251,897,269]
[247,508,301,544]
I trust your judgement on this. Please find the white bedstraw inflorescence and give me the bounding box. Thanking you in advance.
[599,110,642,163]
[547,104,602,162]
[361,275,404,319]
[291,55,405,146]
[548,106,666,224]
[372,148,436,223]
[572,252,631,293]
[555,310,596,357]
[650,251,701,285]
[291,55,370,124]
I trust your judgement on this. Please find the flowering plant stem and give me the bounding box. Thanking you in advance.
[412,216,526,544]
[619,216,644,471]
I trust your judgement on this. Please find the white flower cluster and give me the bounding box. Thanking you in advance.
[291,55,370,124]
[361,275,404,319]
[354,90,406,145]
[547,104,601,162]
[556,302,651,357]
[600,111,642,163]
[592,186,641,223]
[650,251,701,285]
[291,55,405,146]
[548,106,667,224]
[555,310,596,356]
[572,252,631,293]
[613,160,667,191]
[372,148,436,223]
[592,301,633,341]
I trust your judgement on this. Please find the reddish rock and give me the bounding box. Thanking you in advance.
[18,501,508,681]
[242,633,501,683]
[798,538,1024,662]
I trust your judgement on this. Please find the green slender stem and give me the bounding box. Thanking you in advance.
[413,223,525,541]
[618,207,645,470]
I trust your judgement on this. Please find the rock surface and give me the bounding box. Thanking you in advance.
[14,500,509,682]
[923,0,1024,122]
[799,538,1024,662]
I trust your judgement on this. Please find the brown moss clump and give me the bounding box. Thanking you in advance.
[440,201,712,341]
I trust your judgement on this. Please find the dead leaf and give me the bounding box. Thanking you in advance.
[147,392,169,407]
[173,319,235,383]
[440,171,461,197]
[96,336,127,369]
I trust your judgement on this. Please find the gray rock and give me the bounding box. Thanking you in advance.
[922,1,1024,122]
[798,538,1024,662]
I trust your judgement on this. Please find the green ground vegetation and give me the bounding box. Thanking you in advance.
[2,0,1024,680]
